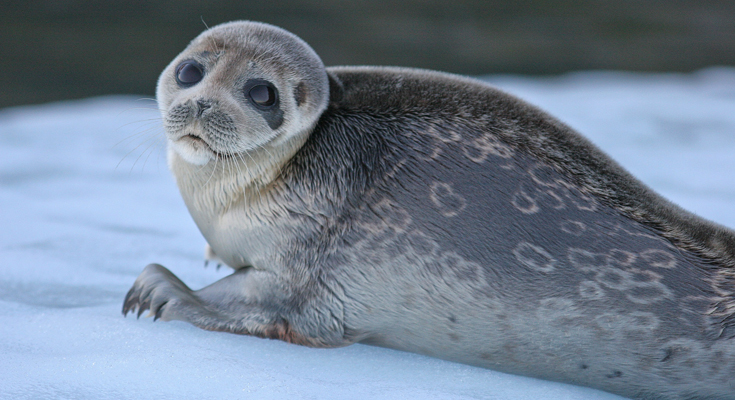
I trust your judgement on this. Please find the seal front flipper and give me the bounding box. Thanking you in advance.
[123,263,204,321]
[122,263,348,347]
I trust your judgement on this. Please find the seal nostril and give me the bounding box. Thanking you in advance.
[196,100,211,117]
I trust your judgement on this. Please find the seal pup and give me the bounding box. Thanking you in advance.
[123,21,735,399]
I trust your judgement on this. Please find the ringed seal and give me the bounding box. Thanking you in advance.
[123,21,735,399]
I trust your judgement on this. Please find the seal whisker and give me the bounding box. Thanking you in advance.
[201,148,220,188]
[134,97,159,103]
[200,16,225,57]
[221,142,238,184]
[225,143,245,180]
[138,136,166,172]
[230,117,286,195]
[128,134,165,173]
[116,130,164,172]
[234,146,267,206]
[112,123,163,151]
[118,107,165,114]
[117,117,164,126]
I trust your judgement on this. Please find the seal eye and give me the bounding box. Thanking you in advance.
[248,84,277,108]
[175,61,204,86]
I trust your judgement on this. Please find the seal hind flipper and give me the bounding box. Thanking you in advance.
[203,243,225,268]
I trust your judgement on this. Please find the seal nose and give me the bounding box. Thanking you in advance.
[195,99,212,117]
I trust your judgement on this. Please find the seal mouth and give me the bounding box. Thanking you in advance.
[179,134,217,153]
[178,134,233,159]
[181,134,208,146]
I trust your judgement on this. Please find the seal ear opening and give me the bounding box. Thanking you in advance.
[327,71,344,105]
[294,81,307,107]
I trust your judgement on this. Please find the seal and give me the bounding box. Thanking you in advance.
[123,21,735,399]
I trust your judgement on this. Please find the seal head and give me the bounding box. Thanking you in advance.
[156,21,329,180]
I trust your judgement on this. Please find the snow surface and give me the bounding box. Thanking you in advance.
[3,68,735,399]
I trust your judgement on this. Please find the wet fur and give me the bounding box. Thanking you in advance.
[124,21,735,400]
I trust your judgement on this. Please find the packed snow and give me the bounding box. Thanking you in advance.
[2,68,735,399]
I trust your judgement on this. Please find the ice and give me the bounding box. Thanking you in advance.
[4,68,735,399]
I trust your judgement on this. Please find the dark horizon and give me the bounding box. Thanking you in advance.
[2,0,735,109]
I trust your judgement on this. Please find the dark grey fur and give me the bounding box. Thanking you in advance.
[124,23,735,400]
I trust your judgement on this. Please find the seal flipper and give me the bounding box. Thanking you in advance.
[123,264,211,321]
[122,264,344,347]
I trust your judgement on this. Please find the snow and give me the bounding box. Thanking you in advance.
[3,68,735,399]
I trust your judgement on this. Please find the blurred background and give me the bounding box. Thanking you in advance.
[2,0,734,109]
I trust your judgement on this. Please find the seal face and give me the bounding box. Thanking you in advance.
[156,21,328,169]
[124,21,735,400]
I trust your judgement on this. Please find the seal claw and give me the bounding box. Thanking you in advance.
[154,301,168,321]
[122,286,137,316]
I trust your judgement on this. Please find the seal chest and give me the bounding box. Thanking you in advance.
[123,21,735,399]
